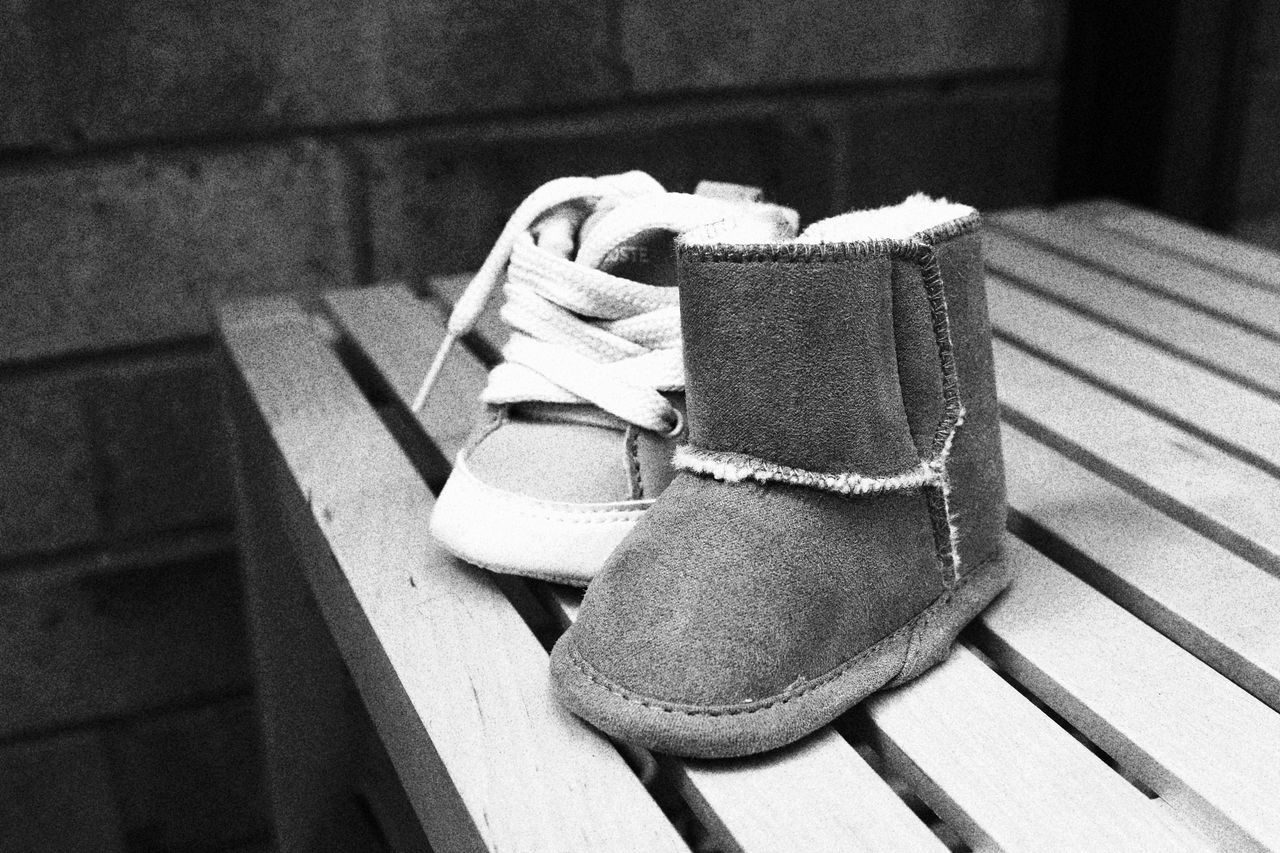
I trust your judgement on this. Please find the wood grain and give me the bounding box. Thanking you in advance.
[990,208,1280,337]
[1002,423,1280,712]
[1058,199,1280,293]
[988,276,1280,473]
[426,272,512,356]
[985,230,1280,397]
[220,296,687,853]
[231,209,1280,852]
[994,339,1280,574]
[323,284,949,853]
[977,536,1280,851]
[866,644,1201,852]
[678,729,950,853]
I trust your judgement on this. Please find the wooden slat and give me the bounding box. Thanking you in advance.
[975,536,1280,851]
[984,231,1280,397]
[326,284,1215,853]
[426,272,512,355]
[337,284,487,459]
[1059,199,1280,293]
[676,730,952,853]
[993,339,1280,574]
[527,592,952,853]
[219,297,688,853]
[988,276,1280,474]
[1002,423,1280,712]
[990,208,1280,338]
[865,644,1200,852]
[323,284,949,853]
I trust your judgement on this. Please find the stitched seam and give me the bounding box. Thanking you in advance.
[453,458,652,518]
[897,608,929,680]
[890,588,943,685]
[462,405,508,455]
[675,223,971,583]
[677,212,980,264]
[911,239,965,584]
[925,485,958,586]
[500,512,647,524]
[457,490,650,522]
[912,242,964,455]
[565,628,903,717]
[566,558,995,717]
[673,446,940,495]
[623,426,645,500]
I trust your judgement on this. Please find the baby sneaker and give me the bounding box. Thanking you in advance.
[550,194,1012,757]
[421,172,798,585]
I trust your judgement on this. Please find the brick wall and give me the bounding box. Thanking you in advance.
[0,3,1067,850]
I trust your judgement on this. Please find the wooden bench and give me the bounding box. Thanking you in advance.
[220,200,1280,853]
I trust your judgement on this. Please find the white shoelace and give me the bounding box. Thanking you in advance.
[413,173,788,434]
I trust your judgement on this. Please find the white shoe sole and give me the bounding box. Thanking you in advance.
[429,453,652,586]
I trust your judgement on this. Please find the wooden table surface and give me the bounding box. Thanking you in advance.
[220,200,1280,853]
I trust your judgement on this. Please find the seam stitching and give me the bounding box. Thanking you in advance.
[565,560,992,718]
[672,446,943,495]
[911,240,965,585]
[672,235,967,584]
[452,456,652,519]
[677,212,980,264]
[623,425,645,500]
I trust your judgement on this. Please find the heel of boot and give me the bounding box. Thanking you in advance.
[885,554,1013,688]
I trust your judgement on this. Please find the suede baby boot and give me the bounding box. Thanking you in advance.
[422,172,798,585]
[550,194,1012,757]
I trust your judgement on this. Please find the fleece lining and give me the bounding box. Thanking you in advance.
[681,193,975,247]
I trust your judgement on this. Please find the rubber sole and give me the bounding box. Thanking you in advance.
[550,555,1013,758]
[430,453,650,586]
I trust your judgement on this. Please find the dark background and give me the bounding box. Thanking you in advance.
[0,1,1275,851]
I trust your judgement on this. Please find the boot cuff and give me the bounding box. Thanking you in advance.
[678,194,979,262]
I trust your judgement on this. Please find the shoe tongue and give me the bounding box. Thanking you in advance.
[574,198,626,261]
[689,180,764,204]
[573,182,777,287]
[580,209,683,287]
[529,169,667,263]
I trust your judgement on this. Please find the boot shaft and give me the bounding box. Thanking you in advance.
[675,210,1005,572]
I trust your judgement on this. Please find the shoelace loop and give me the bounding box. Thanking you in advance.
[410,171,663,417]
[413,173,784,433]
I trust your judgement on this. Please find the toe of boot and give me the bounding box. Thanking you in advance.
[549,472,999,757]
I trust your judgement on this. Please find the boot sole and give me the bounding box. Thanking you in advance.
[431,452,651,586]
[550,555,1013,758]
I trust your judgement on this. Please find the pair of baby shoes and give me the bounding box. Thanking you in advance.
[421,172,1011,758]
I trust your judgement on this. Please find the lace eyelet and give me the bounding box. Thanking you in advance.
[661,408,686,439]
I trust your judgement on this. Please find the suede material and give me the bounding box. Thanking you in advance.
[562,472,942,706]
[551,212,1009,757]
[680,254,921,477]
[465,412,632,502]
[632,429,678,497]
[930,230,1007,571]
[891,257,947,457]
[552,556,1011,758]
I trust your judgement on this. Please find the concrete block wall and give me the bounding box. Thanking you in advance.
[0,3,1066,850]
[1234,1,1280,249]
